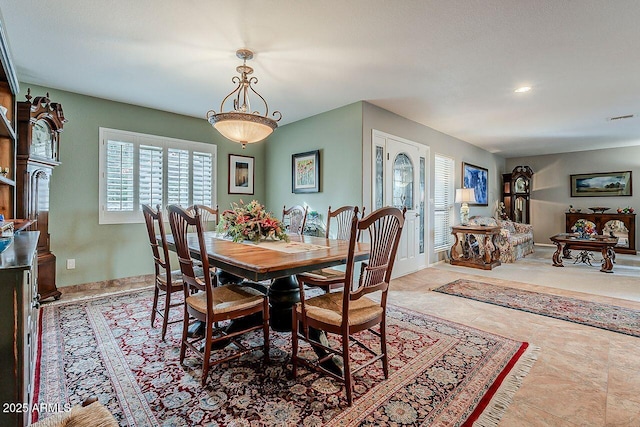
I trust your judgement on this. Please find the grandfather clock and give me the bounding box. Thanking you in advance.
[16,90,67,301]
[502,165,534,224]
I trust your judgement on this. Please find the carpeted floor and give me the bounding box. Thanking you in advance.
[434,279,640,338]
[35,289,538,426]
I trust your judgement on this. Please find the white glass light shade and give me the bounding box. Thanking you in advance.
[455,188,477,204]
[210,112,277,146]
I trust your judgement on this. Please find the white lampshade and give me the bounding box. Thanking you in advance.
[455,188,477,204]
[211,112,276,145]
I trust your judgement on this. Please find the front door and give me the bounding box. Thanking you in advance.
[372,131,428,277]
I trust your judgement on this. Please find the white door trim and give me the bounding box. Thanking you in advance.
[365,129,430,274]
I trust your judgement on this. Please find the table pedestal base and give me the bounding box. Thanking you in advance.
[268,275,301,332]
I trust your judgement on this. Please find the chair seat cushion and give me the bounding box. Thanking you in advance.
[299,268,345,282]
[186,284,264,315]
[158,266,208,286]
[157,269,183,286]
[296,292,383,327]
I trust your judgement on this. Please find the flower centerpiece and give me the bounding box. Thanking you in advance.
[571,219,596,238]
[217,200,289,243]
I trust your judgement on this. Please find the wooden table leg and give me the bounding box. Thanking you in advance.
[552,241,564,267]
[491,234,501,263]
[450,231,461,260]
[482,234,492,264]
[600,247,614,273]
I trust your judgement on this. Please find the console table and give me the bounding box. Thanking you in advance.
[565,212,635,254]
[450,225,501,270]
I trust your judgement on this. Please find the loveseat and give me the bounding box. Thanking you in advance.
[468,216,534,263]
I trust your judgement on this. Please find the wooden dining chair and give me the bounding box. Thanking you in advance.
[282,205,308,235]
[291,206,405,406]
[297,205,365,293]
[142,204,185,341]
[188,204,219,231]
[167,204,270,386]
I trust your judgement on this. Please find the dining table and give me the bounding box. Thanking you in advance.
[165,231,370,331]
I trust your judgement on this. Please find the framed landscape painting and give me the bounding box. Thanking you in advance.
[570,171,632,197]
[462,162,488,206]
[292,150,320,193]
[228,154,254,194]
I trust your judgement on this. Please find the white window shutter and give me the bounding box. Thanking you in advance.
[434,154,454,251]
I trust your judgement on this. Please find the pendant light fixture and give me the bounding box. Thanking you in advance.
[206,49,282,148]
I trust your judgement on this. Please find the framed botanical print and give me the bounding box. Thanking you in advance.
[462,162,488,206]
[292,150,320,193]
[228,154,254,195]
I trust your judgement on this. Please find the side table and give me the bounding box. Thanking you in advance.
[450,225,502,270]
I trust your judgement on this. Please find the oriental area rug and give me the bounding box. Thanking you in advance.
[34,289,538,426]
[434,279,640,338]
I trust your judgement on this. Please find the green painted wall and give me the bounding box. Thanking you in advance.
[264,102,363,225]
[18,84,267,287]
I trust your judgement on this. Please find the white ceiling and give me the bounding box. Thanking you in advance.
[1,0,639,158]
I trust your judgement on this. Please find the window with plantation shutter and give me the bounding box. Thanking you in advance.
[434,154,454,252]
[192,151,213,206]
[99,128,216,224]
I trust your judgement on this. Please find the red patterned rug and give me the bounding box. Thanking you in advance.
[434,279,640,338]
[34,288,537,426]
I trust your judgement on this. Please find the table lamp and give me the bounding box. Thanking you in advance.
[455,188,477,225]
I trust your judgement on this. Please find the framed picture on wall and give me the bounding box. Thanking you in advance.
[462,162,488,206]
[292,150,320,193]
[570,171,632,197]
[228,154,254,194]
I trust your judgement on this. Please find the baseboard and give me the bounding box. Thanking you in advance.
[59,274,154,295]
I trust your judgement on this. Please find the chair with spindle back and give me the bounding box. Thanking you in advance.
[291,206,405,406]
[167,204,270,386]
[142,204,185,341]
[296,205,365,293]
[282,205,308,236]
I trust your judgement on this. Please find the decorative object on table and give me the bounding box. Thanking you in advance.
[567,205,582,213]
[463,162,488,206]
[206,49,282,149]
[434,279,640,337]
[36,289,538,426]
[0,235,12,253]
[228,154,254,194]
[0,166,8,177]
[570,171,632,197]
[588,206,610,213]
[292,150,320,193]
[495,201,508,220]
[617,206,635,214]
[218,199,288,243]
[455,187,476,225]
[571,218,596,238]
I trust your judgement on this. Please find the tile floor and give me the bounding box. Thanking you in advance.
[55,245,640,426]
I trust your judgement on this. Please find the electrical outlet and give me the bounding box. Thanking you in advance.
[66,259,76,269]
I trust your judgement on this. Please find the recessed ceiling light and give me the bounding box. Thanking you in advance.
[514,86,531,93]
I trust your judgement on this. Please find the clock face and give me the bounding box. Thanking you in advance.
[32,119,54,158]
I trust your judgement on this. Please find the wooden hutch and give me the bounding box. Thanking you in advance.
[502,165,534,224]
[16,90,66,301]
[0,19,41,427]
[565,212,636,255]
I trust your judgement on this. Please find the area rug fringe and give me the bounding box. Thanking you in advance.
[472,345,540,427]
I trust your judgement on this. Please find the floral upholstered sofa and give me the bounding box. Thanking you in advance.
[468,216,534,263]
